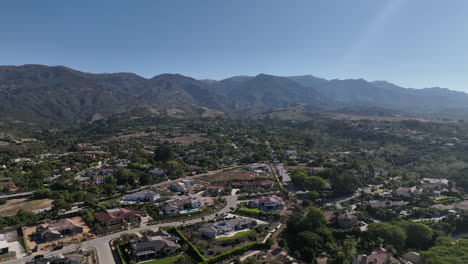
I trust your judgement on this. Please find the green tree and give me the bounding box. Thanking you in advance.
[154,144,174,162]
[303,176,326,191]
[366,222,406,251]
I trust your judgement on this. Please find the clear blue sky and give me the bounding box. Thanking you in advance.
[1,0,467,91]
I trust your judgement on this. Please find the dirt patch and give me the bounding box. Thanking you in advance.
[172,133,209,145]
[0,198,53,216]
[166,108,186,117]
[200,107,224,118]
[196,168,273,186]
[107,132,153,141]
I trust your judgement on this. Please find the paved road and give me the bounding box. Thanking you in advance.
[5,195,238,264]
[0,192,34,200]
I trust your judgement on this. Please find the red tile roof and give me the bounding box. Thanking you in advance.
[95,208,141,222]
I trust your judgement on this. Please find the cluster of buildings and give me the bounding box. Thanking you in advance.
[198,218,257,238]
[129,230,180,262]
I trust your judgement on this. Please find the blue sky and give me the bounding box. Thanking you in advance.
[1,0,467,91]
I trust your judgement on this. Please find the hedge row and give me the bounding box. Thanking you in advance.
[170,227,207,262]
[199,242,271,264]
[116,244,128,264]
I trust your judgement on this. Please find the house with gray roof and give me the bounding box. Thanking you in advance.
[122,190,160,203]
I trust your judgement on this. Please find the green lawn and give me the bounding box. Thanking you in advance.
[239,207,261,213]
[433,196,455,204]
[216,230,254,241]
[141,255,179,264]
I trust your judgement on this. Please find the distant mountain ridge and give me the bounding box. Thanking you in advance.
[1,64,468,126]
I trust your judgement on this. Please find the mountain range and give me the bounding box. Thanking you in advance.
[1,64,468,127]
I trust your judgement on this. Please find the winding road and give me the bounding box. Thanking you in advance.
[5,195,238,264]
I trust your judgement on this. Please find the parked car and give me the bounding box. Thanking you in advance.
[33,254,44,259]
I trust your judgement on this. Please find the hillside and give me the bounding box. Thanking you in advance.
[2,64,468,127]
[209,74,324,108]
[0,65,233,126]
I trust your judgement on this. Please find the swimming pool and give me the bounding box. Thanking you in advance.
[179,209,200,214]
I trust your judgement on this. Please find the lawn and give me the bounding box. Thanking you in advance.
[433,196,455,205]
[142,255,179,264]
[239,207,261,214]
[216,230,254,241]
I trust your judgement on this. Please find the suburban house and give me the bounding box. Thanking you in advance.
[122,190,160,203]
[231,180,274,189]
[219,156,234,165]
[401,251,421,264]
[198,218,257,238]
[244,163,271,172]
[395,186,422,197]
[374,168,389,177]
[421,178,449,190]
[323,211,337,225]
[206,185,224,196]
[199,221,233,238]
[80,176,106,186]
[94,208,141,226]
[248,195,285,211]
[159,196,207,215]
[36,219,83,242]
[337,213,358,229]
[149,168,165,176]
[114,159,130,167]
[354,247,399,264]
[129,230,180,262]
[169,179,194,193]
[0,181,17,191]
[364,200,408,208]
[227,218,257,230]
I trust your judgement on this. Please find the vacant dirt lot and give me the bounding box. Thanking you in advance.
[0,198,53,216]
[172,133,209,144]
[197,168,273,186]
